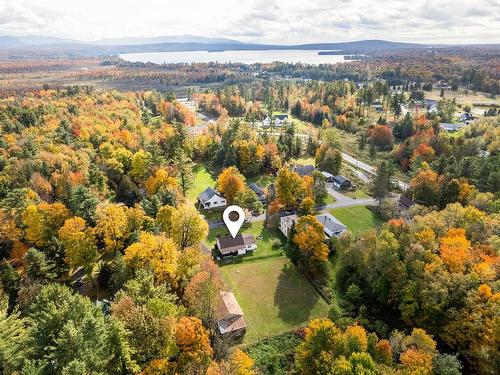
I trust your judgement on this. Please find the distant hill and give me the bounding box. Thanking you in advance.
[90,35,244,45]
[1,35,498,58]
[0,35,79,47]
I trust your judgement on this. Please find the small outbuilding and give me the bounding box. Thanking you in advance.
[216,291,247,336]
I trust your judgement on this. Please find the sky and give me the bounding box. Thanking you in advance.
[0,0,499,44]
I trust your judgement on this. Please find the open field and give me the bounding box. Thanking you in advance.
[221,257,330,344]
[187,164,217,203]
[426,88,499,107]
[330,205,383,235]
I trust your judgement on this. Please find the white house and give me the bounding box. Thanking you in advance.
[279,214,298,238]
[263,116,271,127]
[279,213,347,239]
[315,213,347,239]
[198,187,227,209]
[216,234,257,256]
[439,123,465,132]
[274,114,289,127]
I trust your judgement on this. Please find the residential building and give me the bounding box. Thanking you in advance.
[321,171,335,183]
[263,116,271,127]
[248,182,266,203]
[279,214,298,238]
[279,213,347,239]
[294,165,316,177]
[332,175,352,190]
[315,213,347,238]
[439,123,465,132]
[198,187,227,209]
[275,114,289,127]
[216,291,247,336]
[399,195,415,210]
[216,234,257,256]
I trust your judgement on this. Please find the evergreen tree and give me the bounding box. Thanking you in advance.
[372,161,390,204]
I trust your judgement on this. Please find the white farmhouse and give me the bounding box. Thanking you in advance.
[198,187,227,209]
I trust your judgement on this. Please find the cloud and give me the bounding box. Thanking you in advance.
[0,0,498,44]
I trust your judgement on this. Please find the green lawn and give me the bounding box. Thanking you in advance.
[221,257,330,344]
[247,174,275,188]
[324,194,336,205]
[291,156,315,165]
[330,205,383,235]
[187,164,217,203]
[344,190,370,199]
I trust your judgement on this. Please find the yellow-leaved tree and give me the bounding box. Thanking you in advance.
[216,166,245,202]
[124,232,179,284]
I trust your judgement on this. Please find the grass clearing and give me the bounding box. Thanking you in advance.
[221,257,330,344]
[330,205,383,235]
[187,164,217,203]
[344,190,370,199]
[247,174,275,188]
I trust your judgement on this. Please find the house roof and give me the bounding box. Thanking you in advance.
[439,123,464,131]
[218,291,244,317]
[198,187,218,203]
[321,171,334,179]
[216,234,256,255]
[216,291,246,334]
[218,315,247,334]
[280,214,298,226]
[276,114,288,120]
[332,175,350,185]
[248,182,265,196]
[294,165,316,176]
[315,213,347,237]
[399,195,415,208]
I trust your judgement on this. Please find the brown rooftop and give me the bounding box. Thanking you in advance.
[216,291,246,335]
[216,234,256,255]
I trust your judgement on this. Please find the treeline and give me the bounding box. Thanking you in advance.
[0,88,258,373]
[337,204,499,374]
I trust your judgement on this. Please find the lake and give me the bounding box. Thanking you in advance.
[119,50,348,65]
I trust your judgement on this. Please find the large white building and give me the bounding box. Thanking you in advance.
[279,213,347,239]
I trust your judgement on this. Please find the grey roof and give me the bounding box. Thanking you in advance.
[439,123,464,131]
[321,171,334,179]
[315,213,347,237]
[399,195,415,208]
[216,234,256,255]
[332,175,350,185]
[276,114,288,120]
[199,187,217,203]
[248,183,265,196]
[294,165,316,176]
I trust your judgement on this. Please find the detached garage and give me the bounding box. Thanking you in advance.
[332,175,352,190]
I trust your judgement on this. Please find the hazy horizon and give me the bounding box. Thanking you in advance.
[1,0,499,45]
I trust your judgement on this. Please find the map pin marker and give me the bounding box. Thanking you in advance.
[223,205,245,238]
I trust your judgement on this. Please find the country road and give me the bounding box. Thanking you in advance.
[187,125,409,192]
[207,196,384,228]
